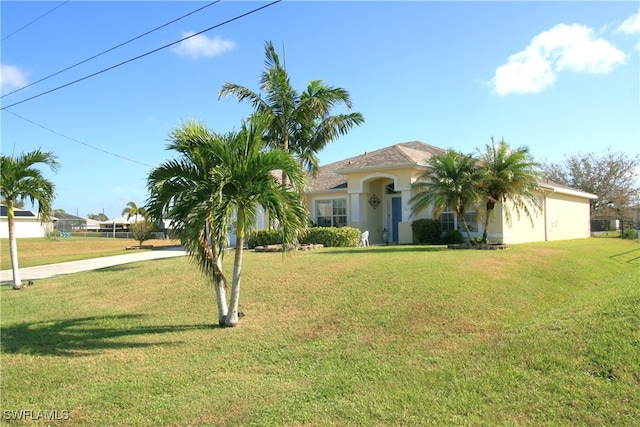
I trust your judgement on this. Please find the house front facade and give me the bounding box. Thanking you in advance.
[303,141,597,245]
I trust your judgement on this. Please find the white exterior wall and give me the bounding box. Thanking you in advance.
[544,192,592,241]
[0,218,48,238]
[490,190,593,244]
[495,199,545,244]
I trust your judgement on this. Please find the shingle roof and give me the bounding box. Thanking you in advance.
[306,141,445,192]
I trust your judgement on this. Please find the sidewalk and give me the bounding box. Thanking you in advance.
[0,247,187,285]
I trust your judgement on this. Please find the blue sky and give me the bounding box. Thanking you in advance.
[2,1,638,219]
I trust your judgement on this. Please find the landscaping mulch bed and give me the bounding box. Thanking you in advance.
[254,244,324,252]
[448,243,510,250]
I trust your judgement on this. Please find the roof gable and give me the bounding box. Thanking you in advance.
[307,141,445,192]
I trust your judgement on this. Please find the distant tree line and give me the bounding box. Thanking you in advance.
[542,148,640,224]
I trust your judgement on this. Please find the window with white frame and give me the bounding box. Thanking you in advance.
[463,212,478,232]
[440,212,455,231]
[315,198,347,227]
[439,210,478,232]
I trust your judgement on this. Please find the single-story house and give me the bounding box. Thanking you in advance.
[303,141,597,245]
[52,213,102,233]
[53,212,87,232]
[99,214,146,233]
[0,205,52,238]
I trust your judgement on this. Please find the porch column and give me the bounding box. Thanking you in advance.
[401,190,412,221]
[350,193,362,223]
[396,189,413,243]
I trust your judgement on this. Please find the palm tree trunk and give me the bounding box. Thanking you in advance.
[201,223,228,325]
[225,211,245,327]
[213,254,228,326]
[7,202,23,289]
[482,202,495,244]
[457,212,476,245]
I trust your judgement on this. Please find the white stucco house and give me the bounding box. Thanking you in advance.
[302,141,597,245]
[0,205,52,238]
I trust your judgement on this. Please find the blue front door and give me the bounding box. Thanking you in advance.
[391,197,401,242]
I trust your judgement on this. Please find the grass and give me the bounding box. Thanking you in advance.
[1,239,639,425]
[0,237,180,270]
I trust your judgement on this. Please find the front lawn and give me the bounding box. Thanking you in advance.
[1,239,638,425]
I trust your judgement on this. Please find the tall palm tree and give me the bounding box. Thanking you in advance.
[478,138,542,244]
[410,149,483,244]
[219,40,364,178]
[146,116,309,327]
[121,201,147,221]
[0,149,60,289]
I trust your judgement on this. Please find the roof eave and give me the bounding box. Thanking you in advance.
[334,162,429,175]
[538,183,598,199]
[304,188,349,195]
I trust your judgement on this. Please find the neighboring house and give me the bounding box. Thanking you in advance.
[592,204,640,233]
[0,205,52,238]
[99,214,145,233]
[303,141,597,245]
[53,212,87,232]
[86,218,101,231]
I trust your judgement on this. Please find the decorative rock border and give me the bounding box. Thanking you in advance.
[254,244,324,252]
[447,243,509,250]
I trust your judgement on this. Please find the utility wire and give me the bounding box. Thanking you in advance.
[4,109,154,167]
[2,1,220,99]
[1,1,69,42]
[1,0,282,111]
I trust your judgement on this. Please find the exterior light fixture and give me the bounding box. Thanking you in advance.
[368,194,381,209]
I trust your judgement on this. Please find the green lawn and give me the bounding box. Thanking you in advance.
[1,239,639,425]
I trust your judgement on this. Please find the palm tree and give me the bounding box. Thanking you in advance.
[219,40,364,178]
[0,149,60,289]
[146,116,309,327]
[478,138,542,244]
[121,201,147,221]
[410,149,483,244]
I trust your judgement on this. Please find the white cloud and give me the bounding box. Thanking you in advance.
[493,49,556,95]
[491,24,626,96]
[0,64,31,94]
[617,10,640,34]
[171,33,236,59]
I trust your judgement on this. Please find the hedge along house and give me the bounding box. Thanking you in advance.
[303,141,597,245]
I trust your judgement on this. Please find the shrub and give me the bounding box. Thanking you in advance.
[442,229,464,244]
[246,229,282,249]
[622,228,638,240]
[130,220,155,247]
[300,226,361,247]
[412,219,441,244]
[247,226,362,248]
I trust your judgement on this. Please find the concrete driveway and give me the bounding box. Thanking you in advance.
[1,247,187,285]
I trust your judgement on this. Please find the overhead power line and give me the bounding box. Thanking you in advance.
[1,0,282,111]
[4,109,154,167]
[2,1,220,99]
[1,1,69,42]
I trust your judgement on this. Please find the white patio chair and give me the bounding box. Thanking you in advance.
[359,230,369,247]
